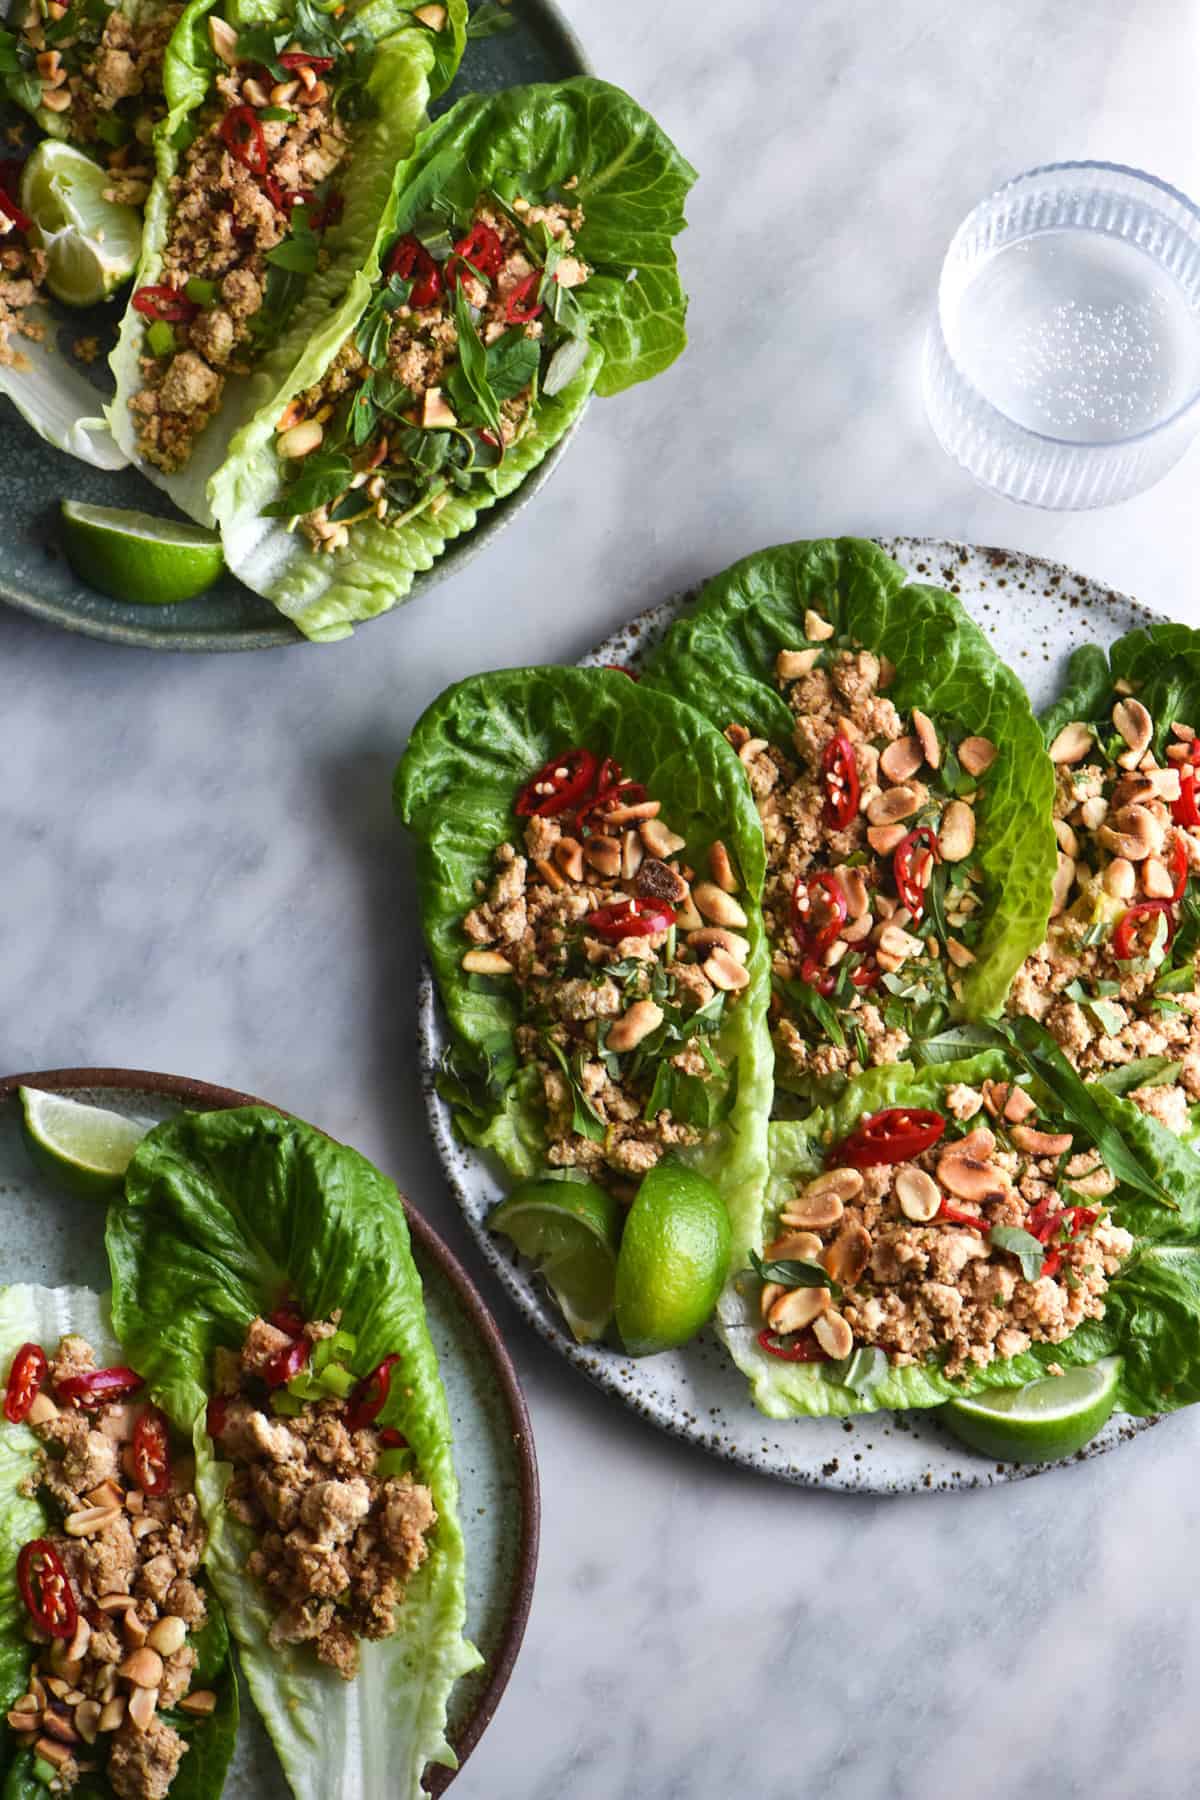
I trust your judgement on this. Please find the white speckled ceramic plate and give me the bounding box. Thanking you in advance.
[0,1069,538,1789]
[418,539,1170,1493]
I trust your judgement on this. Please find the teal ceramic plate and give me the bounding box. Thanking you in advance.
[0,1,591,652]
[0,1067,539,1795]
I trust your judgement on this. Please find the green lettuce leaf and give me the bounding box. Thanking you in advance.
[724,1054,1200,1419]
[106,2,435,525]
[351,0,465,94]
[1042,620,1200,757]
[0,1283,237,1798]
[210,77,695,640]
[106,1105,480,1800]
[641,537,1059,1024]
[395,666,774,1260]
[0,344,128,470]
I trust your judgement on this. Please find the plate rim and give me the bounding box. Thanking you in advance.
[0,0,592,654]
[0,1064,539,1792]
[417,535,1169,1494]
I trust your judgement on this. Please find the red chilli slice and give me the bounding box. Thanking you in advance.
[57,1366,144,1408]
[345,1354,401,1431]
[132,285,198,324]
[831,1107,946,1169]
[387,233,441,308]
[263,1337,310,1389]
[585,897,675,942]
[515,748,598,818]
[504,271,543,324]
[820,733,860,830]
[756,1328,830,1363]
[4,1342,47,1424]
[132,1406,171,1497]
[220,104,268,177]
[18,1540,77,1639]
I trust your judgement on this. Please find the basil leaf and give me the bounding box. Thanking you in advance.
[988,1225,1047,1282]
[911,1022,1006,1065]
[749,1250,839,1297]
[450,281,501,435]
[485,327,541,403]
[261,451,352,519]
[542,1035,605,1142]
[1095,1057,1184,1095]
[998,1016,1178,1209]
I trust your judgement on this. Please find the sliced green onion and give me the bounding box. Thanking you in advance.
[317,1363,356,1398]
[33,1759,57,1788]
[146,320,176,358]
[185,277,217,308]
[375,1448,413,1479]
[312,1328,357,1373]
[286,1371,325,1402]
[271,1392,304,1417]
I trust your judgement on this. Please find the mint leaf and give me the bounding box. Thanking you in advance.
[988,1224,1047,1282]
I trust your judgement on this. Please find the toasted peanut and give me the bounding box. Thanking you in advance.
[938,799,976,862]
[782,1190,844,1231]
[640,818,686,858]
[606,1000,664,1053]
[583,836,621,879]
[66,1617,90,1664]
[461,949,512,976]
[604,799,660,825]
[765,1231,823,1261]
[65,1506,121,1537]
[1053,818,1079,857]
[277,419,324,459]
[34,1739,72,1769]
[704,947,750,992]
[867,784,920,826]
[44,1679,70,1701]
[74,1700,101,1746]
[803,609,835,641]
[879,736,923,782]
[1145,766,1181,802]
[823,1223,871,1285]
[127,1686,158,1733]
[242,74,269,104]
[876,924,922,971]
[1079,795,1108,830]
[776,647,821,679]
[1100,803,1163,862]
[1010,1125,1074,1156]
[35,49,62,80]
[10,1694,39,1717]
[834,866,870,917]
[534,858,565,891]
[808,1167,863,1202]
[1049,851,1076,918]
[147,1616,187,1657]
[552,835,584,883]
[26,1390,58,1425]
[269,78,300,104]
[6,1708,38,1733]
[40,85,71,110]
[178,1690,218,1717]
[895,1165,940,1222]
[822,938,848,969]
[99,1697,127,1732]
[708,840,738,892]
[620,830,643,881]
[912,708,940,770]
[1049,721,1095,764]
[85,1479,124,1511]
[737,737,770,766]
[119,1648,163,1689]
[988,1081,1036,1123]
[1143,855,1175,899]
[841,913,873,944]
[208,14,239,60]
[691,882,748,928]
[1113,696,1153,767]
[97,1593,138,1614]
[958,735,997,776]
[760,1281,784,1320]
[674,893,703,931]
[1102,857,1136,899]
[936,1150,1006,1203]
[867,823,908,854]
[688,927,749,964]
[813,1311,853,1359]
[422,387,456,429]
[413,2,447,25]
[767,1286,830,1333]
[945,938,976,968]
[122,1611,149,1648]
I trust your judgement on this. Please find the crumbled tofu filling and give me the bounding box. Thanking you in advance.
[758,1086,1133,1378]
[8,1335,210,1800]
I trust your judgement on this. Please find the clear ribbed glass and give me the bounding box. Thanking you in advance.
[923,161,1200,508]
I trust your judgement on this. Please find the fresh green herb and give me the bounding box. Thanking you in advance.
[447,281,502,435]
[749,1249,839,1298]
[775,975,845,1049]
[1095,1057,1183,1095]
[484,326,541,403]
[544,334,590,396]
[988,1225,1048,1282]
[266,206,319,274]
[466,0,516,37]
[542,1035,605,1142]
[262,449,353,518]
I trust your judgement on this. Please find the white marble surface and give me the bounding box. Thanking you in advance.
[4,0,1200,1793]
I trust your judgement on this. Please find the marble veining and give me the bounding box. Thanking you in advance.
[4,0,1200,1794]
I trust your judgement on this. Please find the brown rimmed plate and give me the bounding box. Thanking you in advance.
[0,1066,538,1794]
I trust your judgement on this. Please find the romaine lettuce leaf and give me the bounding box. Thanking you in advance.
[640,537,1059,1024]
[0,343,128,469]
[1042,620,1200,756]
[210,77,695,640]
[106,3,435,525]
[724,1054,1200,1419]
[0,1283,238,1798]
[395,666,774,1262]
[105,1105,480,1800]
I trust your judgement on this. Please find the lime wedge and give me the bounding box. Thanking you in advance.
[941,1357,1122,1464]
[60,501,224,606]
[490,1178,622,1344]
[20,140,142,307]
[20,1087,148,1199]
[614,1161,730,1357]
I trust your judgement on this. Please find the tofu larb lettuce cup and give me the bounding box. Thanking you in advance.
[642,538,1059,1107]
[105,1105,481,1800]
[106,0,453,522]
[396,667,773,1329]
[727,1050,1200,1420]
[210,78,695,640]
[0,1283,237,1800]
[1011,623,1200,1140]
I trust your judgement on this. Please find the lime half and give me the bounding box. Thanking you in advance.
[614,1161,730,1357]
[20,140,142,307]
[490,1178,622,1344]
[61,502,224,606]
[941,1357,1122,1464]
[20,1088,148,1200]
